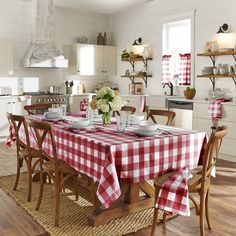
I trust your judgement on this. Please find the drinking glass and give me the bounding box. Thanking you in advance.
[117,116,125,135]
[86,107,94,125]
[60,104,67,117]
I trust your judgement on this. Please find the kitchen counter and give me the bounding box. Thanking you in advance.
[168,97,236,106]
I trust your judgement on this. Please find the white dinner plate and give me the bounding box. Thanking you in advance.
[134,128,163,136]
[130,120,145,125]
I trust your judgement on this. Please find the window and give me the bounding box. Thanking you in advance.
[162,19,191,86]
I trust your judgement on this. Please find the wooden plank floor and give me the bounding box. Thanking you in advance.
[0,143,235,236]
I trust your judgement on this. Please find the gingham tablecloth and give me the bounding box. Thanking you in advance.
[20,116,207,209]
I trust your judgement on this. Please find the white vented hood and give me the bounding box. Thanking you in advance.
[23,0,68,68]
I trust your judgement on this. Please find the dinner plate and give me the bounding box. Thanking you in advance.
[134,128,163,136]
[130,120,145,125]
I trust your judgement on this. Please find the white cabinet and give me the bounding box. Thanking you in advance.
[68,44,116,76]
[0,39,14,76]
[0,97,28,137]
[193,102,236,158]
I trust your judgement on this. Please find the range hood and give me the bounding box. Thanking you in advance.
[23,0,68,68]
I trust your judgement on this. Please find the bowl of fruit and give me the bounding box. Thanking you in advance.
[184,87,196,99]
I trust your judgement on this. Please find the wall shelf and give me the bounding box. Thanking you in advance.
[197,51,236,90]
[121,57,153,87]
[121,74,152,88]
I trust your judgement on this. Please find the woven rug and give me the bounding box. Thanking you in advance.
[0,173,167,236]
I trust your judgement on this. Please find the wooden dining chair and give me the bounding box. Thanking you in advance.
[6,113,42,201]
[151,126,228,236]
[28,120,79,227]
[24,103,52,115]
[113,106,136,117]
[146,107,176,125]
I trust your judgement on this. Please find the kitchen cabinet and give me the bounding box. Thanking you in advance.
[0,39,14,76]
[0,97,29,137]
[68,44,117,76]
[197,50,236,90]
[121,57,152,87]
[193,101,236,158]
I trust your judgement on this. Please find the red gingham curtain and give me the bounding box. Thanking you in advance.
[162,55,172,84]
[178,53,191,86]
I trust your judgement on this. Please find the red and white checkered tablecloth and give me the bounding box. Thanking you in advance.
[19,115,207,209]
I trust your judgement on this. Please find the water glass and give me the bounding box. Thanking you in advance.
[117,116,125,134]
[86,107,94,125]
[60,104,67,117]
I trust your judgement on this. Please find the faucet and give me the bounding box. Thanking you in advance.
[163,81,174,96]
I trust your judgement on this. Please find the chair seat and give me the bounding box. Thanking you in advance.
[43,159,78,175]
[19,148,42,159]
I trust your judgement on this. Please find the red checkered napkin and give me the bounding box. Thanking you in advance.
[155,167,192,216]
[5,125,16,148]
[208,98,225,119]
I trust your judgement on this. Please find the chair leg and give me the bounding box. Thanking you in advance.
[205,190,212,230]
[151,208,159,236]
[13,157,21,190]
[90,180,98,208]
[73,175,79,201]
[54,181,60,227]
[27,159,32,202]
[35,171,45,211]
[199,192,206,236]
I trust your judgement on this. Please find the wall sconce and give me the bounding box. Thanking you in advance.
[130,37,144,55]
[216,24,229,34]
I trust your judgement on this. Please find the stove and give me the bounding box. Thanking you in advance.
[26,92,70,113]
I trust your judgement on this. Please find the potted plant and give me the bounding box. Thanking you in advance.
[184,87,196,99]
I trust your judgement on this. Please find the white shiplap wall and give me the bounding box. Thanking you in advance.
[109,0,236,98]
[0,0,109,93]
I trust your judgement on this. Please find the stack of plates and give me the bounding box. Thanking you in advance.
[68,119,90,129]
[201,66,214,75]
[43,112,61,121]
[135,123,163,136]
[129,115,145,125]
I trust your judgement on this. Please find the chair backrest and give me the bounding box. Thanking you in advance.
[24,103,52,115]
[200,126,228,187]
[146,108,176,125]
[6,113,30,151]
[113,106,136,117]
[28,120,59,171]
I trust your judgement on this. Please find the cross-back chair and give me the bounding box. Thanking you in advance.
[6,113,41,201]
[28,120,79,227]
[24,103,52,115]
[113,106,136,117]
[151,126,228,236]
[146,107,176,125]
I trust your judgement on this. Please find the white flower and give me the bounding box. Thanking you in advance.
[109,96,126,111]
[97,87,115,99]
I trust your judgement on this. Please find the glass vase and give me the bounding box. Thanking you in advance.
[102,112,110,125]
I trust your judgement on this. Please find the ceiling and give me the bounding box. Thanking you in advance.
[54,0,153,14]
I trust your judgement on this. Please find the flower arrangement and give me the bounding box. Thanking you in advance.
[94,87,125,124]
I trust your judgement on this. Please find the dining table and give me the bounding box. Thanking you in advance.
[20,113,207,226]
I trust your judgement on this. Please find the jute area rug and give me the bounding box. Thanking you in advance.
[0,173,165,236]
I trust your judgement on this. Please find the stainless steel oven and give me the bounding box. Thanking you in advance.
[26,92,70,114]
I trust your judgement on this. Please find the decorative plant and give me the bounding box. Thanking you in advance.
[121,49,130,60]
[96,87,125,124]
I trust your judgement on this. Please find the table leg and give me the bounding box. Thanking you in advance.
[88,181,155,226]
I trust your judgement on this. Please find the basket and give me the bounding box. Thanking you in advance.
[184,90,196,99]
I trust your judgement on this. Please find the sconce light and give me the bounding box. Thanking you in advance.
[130,37,144,55]
[216,23,229,34]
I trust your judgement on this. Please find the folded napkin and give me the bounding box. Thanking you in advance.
[5,125,16,148]
[208,98,225,119]
[155,167,192,216]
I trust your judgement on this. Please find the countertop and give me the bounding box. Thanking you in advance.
[168,97,236,106]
